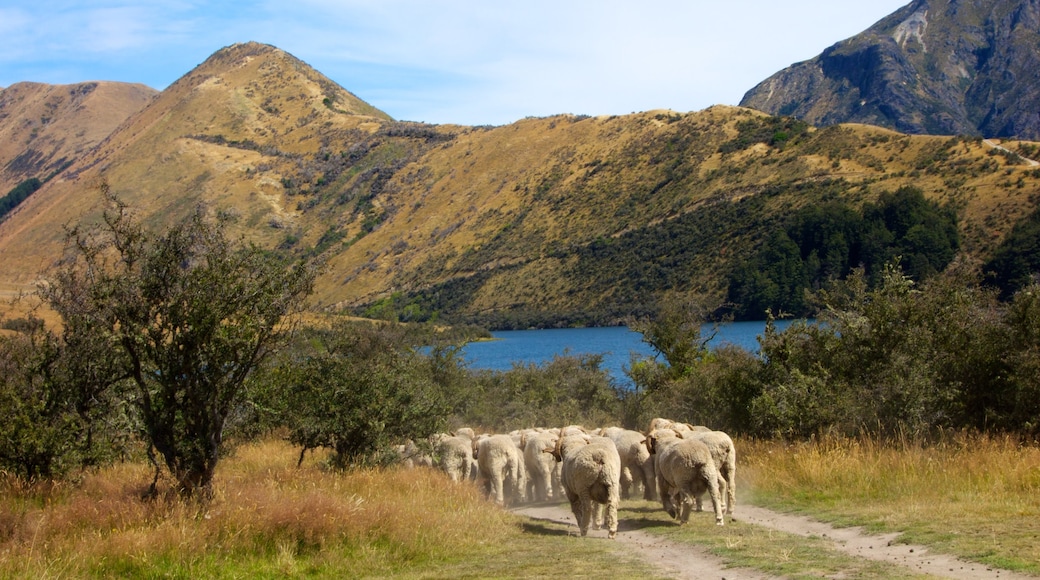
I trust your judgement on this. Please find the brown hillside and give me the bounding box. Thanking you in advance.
[0,81,157,193]
[0,42,1038,324]
[0,42,395,287]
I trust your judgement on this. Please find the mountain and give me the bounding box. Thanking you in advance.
[0,42,1038,326]
[740,0,1040,140]
[0,81,157,193]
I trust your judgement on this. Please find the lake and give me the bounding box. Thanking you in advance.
[461,320,799,387]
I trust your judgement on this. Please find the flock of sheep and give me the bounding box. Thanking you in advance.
[400,418,737,538]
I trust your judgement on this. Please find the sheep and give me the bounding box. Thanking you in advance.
[604,427,657,500]
[433,434,474,483]
[450,427,480,480]
[648,417,711,434]
[684,430,737,514]
[396,439,433,468]
[645,430,724,526]
[473,434,526,505]
[522,430,560,502]
[547,433,622,538]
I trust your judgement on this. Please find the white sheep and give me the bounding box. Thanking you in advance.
[648,417,711,434]
[433,434,474,483]
[453,427,476,440]
[645,430,724,525]
[473,434,526,505]
[604,427,657,500]
[522,430,560,502]
[396,439,433,468]
[547,433,622,538]
[685,430,737,514]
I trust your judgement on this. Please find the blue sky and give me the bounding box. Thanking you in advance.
[1,1,911,126]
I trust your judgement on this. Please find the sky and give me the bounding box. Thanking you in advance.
[0,1,912,126]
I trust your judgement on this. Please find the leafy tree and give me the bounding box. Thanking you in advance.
[463,354,620,430]
[728,187,959,320]
[42,191,317,496]
[861,187,959,282]
[628,296,720,380]
[276,322,452,468]
[0,323,77,480]
[0,312,130,481]
[984,205,1040,298]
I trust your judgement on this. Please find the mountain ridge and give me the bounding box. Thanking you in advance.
[0,80,157,194]
[0,41,1038,326]
[740,0,1040,140]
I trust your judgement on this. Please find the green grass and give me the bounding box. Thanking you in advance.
[616,501,936,579]
[739,433,1040,574]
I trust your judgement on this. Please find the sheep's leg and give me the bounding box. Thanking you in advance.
[641,461,657,501]
[706,472,724,526]
[605,486,620,539]
[575,495,593,537]
[592,502,604,530]
[717,475,730,513]
[620,466,634,499]
[676,490,692,524]
[492,473,505,505]
[724,466,736,514]
[658,473,677,518]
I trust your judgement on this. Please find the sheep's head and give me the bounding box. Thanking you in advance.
[643,434,656,456]
[544,435,565,462]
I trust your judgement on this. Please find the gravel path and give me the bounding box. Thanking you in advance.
[514,502,1037,580]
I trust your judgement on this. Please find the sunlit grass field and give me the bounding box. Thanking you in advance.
[0,439,658,579]
[3,433,1040,578]
[740,432,1040,574]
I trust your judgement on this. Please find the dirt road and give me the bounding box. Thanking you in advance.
[514,502,1036,580]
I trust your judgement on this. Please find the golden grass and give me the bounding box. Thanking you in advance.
[0,439,518,578]
[0,438,665,579]
[739,432,1040,573]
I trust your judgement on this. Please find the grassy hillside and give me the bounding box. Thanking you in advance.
[0,42,1037,325]
[0,81,156,194]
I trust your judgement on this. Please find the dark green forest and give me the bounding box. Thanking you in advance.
[727,186,960,319]
[0,178,42,221]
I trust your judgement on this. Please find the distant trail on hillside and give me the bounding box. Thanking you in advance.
[985,139,1040,166]
[514,502,1038,580]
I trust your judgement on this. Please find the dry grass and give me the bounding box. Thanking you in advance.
[0,439,519,578]
[739,432,1040,573]
[0,438,664,579]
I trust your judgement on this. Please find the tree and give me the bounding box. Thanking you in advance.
[628,296,720,381]
[0,311,130,482]
[0,323,76,480]
[43,191,317,496]
[277,321,451,468]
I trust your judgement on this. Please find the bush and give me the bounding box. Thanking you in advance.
[272,321,453,468]
[42,191,317,495]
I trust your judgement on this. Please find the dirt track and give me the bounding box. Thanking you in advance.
[514,502,1037,580]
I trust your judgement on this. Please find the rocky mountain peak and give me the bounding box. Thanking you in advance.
[740,0,1040,139]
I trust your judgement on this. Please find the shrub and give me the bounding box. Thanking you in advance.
[42,190,317,495]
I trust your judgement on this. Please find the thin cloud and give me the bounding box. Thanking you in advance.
[2,0,912,125]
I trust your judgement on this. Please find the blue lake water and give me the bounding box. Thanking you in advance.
[461,320,800,387]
